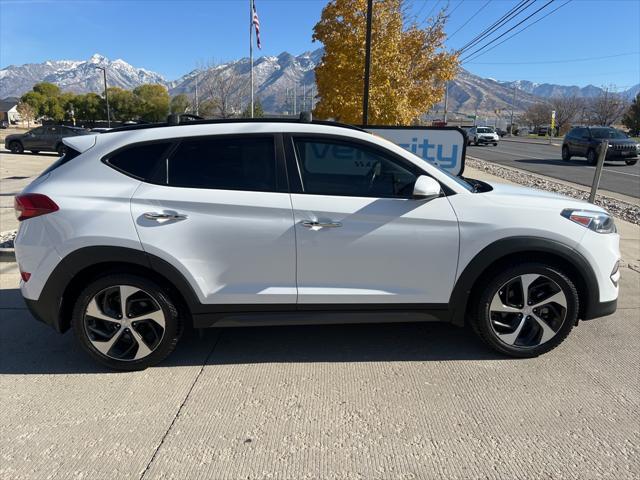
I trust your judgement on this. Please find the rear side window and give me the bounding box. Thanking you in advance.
[167,136,276,192]
[106,142,173,181]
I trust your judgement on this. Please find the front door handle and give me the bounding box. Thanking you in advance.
[143,211,188,221]
[302,220,342,228]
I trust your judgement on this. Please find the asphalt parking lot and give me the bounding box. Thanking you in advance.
[1,149,639,479]
[468,138,640,199]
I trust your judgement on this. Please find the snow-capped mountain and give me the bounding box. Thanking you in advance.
[2,50,637,115]
[168,49,323,112]
[0,54,166,98]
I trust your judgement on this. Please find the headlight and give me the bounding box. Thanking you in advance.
[561,209,616,234]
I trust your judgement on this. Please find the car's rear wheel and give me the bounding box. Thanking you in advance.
[9,141,23,154]
[472,262,578,357]
[587,149,598,165]
[493,143,498,146]
[561,146,571,161]
[72,274,182,371]
[56,144,66,156]
[625,159,637,166]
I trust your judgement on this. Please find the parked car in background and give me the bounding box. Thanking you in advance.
[4,125,91,155]
[0,120,9,129]
[14,117,619,369]
[496,128,507,137]
[562,126,639,166]
[468,126,499,146]
[516,127,531,136]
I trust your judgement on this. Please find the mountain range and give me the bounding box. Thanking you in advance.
[1,50,638,115]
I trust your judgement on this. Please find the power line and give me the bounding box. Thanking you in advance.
[462,0,572,63]
[466,51,640,65]
[460,0,556,62]
[458,0,533,53]
[448,0,491,40]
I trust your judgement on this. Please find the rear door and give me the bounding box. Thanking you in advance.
[285,134,459,306]
[125,134,297,306]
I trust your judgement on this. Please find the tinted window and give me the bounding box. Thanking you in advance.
[107,142,173,180]
[168,136,276,191]
[591,128,627,139]
[30,127,45,135]
[46,126,60,135]
[293,139,417,198]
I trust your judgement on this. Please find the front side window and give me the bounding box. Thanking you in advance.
[293,138,417,198]
[29,127,45,135]
[167,136,276,192]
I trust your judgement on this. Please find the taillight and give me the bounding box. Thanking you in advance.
[14,194,59,221]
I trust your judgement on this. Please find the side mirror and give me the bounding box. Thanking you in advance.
[412,175,441,201]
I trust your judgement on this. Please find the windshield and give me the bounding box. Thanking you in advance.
[591,128,628,139]
[477,127,494,133]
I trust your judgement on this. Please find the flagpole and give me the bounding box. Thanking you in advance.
[249,0,254,118]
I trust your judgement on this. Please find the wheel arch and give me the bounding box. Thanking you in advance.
[449,237,599,327]
[33,246,201,333]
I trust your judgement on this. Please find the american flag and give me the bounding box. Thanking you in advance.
[252,1,262,49]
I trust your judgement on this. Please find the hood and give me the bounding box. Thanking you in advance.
[607,138,638,145]
[482,180,606,212]
[4,133,24,142]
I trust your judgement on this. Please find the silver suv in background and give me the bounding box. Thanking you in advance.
[468,126,499,146]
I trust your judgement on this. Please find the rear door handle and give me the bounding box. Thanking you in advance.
[302,220,342,228]
[143,211,188,221]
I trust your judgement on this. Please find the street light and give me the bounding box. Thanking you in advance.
[94,65,111,127]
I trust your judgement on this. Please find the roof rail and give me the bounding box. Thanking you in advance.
[105,111,366,133]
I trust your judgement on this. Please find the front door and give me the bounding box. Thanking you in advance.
[287,135,459,305]
[129,134,297,306]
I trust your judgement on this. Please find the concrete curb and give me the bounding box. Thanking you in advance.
[501,138,562,147]
[0,248,15,263]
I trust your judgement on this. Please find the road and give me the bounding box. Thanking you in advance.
[467,139,640,199]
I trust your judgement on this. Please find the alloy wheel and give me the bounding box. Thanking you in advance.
[84,285,166,361]
[489,274,567,348]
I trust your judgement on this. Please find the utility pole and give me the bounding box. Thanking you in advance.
[509,85,516,135]
[95,65,110,127]
[443,81,449,125]
[362,0,373,126]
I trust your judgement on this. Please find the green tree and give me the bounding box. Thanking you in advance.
[20,91,46,118]
[32,82,61,98]
[241,99,264,118]
[313,0,458,125]
[59,92,78,121]
[622,93,640,136]
[133,84,170,122]
[108,87,139,121]
[42,96,65,121]
[75,93,104,122]
[170,94,191,114]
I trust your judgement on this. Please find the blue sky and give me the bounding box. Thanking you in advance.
[1,0,638,89]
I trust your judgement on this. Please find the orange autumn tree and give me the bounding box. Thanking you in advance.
[313,0,458,125]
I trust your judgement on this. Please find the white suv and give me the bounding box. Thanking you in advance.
[14,118,620,370]
[468,126,499,146]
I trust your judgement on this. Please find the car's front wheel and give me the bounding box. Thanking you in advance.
[587,149,598,165]
[72,274,182,371]
[30,150,40,154]
[56,144,66,156]
[562,145,571,161]
[9,141,23,154]
[472,262,578,357]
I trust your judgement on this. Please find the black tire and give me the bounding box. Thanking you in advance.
[587,149,597,165]
[625,160,637,166]
[9,141,23,153]
[30,150,40,154]
[71,274,182,371]
[474,139,479,146]
[561,145,571,161]
[493,143,498,146]
[56,144,66,156]
[471,262,578,358]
